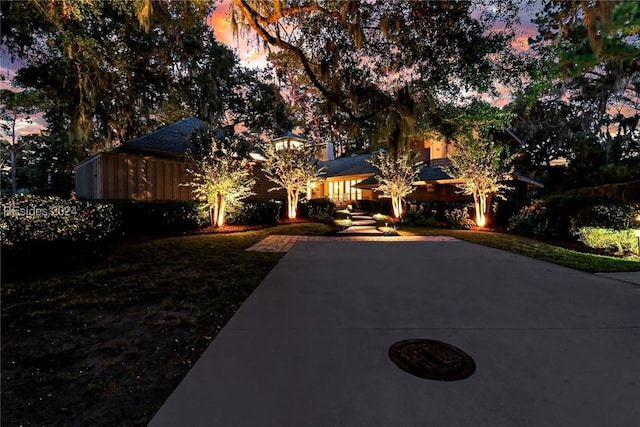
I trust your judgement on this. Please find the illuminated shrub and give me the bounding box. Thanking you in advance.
[574,227,637,255]
[0,195,118,249]
[509,196,638,238]
[444,207,475,229]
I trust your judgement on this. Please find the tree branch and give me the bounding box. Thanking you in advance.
[234,0,363,122]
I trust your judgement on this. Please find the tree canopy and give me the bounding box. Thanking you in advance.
[231,0,524,156]
[0,0,292,192]
[514,0,639,188]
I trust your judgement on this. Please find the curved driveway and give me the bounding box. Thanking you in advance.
[151,239,640,427]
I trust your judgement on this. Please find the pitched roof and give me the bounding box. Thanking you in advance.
[116,117,206,155]
[272,131,307,142]
[321,154,378,177]
[417,166,453,181]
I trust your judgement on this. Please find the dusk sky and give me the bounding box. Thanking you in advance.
[1,0,542,139]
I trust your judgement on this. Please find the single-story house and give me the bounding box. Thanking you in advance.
[75,117,540,205]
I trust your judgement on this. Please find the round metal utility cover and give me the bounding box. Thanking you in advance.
[389,339,476,381]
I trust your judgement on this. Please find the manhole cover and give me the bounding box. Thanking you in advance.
[389,339,476,381]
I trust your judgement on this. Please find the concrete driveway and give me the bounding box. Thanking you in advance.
[150,239,640,427]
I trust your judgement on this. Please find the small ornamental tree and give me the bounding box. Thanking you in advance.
[445,136,515,227]
[185,130,255,228]
[262,143,325,219]
[368,149,423,218]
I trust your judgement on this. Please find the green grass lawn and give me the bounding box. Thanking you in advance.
[399,227,640,273]
[2,221,638,426]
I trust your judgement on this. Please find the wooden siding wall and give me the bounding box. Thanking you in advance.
[75,153,193,201]
[246,165,287,202]
[75,155,100,199]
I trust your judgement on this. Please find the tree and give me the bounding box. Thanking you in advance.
[1,0,294,192]
[185,128,256,228]
[520,0,640,186]
[0,89,39,193]
[445,136,515,227]
[367,149,422,219]
[231,0,523,157]
[261,143,324,219]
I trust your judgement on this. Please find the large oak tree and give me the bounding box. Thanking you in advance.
[231,0,524,156]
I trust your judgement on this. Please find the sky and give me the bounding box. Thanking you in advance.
[1,0,541,141]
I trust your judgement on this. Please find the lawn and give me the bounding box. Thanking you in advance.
[0,223,334,426]
[399,227,640,273]
[2,221,638,426]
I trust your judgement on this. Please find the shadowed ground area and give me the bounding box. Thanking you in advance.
[151,239,640,427]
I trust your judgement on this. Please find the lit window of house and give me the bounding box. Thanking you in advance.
[328,179,363,203]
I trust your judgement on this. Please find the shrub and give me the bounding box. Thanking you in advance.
[227,201,281,225]
[444,207,475,229]
[401,203,437,227]
[572,204,638,230]
[508,199,549,236]
[333,218,352,229]
[334,209,352,220]
[407,200,474,223]
[574,227,638,254]
[0,195,119,250]
[354,199,382,213]
[111,201,208,235]
[509,196,639,238]
[306,198,336,219]
[567,180,640,203]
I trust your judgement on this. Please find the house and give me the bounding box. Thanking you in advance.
[74,117,538,205]
[311,137,470,205]
[74,117,205,200]
[74,117,286,201]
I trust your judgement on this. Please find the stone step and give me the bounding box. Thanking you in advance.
[351,215,374,221]
[351,219,376,226]
[336,225,382,235]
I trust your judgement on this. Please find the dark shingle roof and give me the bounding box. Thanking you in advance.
[116,117,206,155]
[417,166,453,181]
[321,154,378,177]
[272,131,307,142]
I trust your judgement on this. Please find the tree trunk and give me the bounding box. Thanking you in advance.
[475,191,487,227]
[216,194,226,227]
[10,147,17,194]
[392,194,402,218]
[473,192,484,227]
[287,188,299,219]
[11,117,17,193]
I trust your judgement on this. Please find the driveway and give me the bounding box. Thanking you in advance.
[151,239,640,426]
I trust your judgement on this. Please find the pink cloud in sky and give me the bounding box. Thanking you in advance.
[208,0,269,68]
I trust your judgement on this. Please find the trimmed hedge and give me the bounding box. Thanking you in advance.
[508,195,639,238]
[227,201,281,225]
[110,200,208,235]
[567,180,640,203]
[1,195,119,250]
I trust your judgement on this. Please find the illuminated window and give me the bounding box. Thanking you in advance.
[328,179,363,202]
